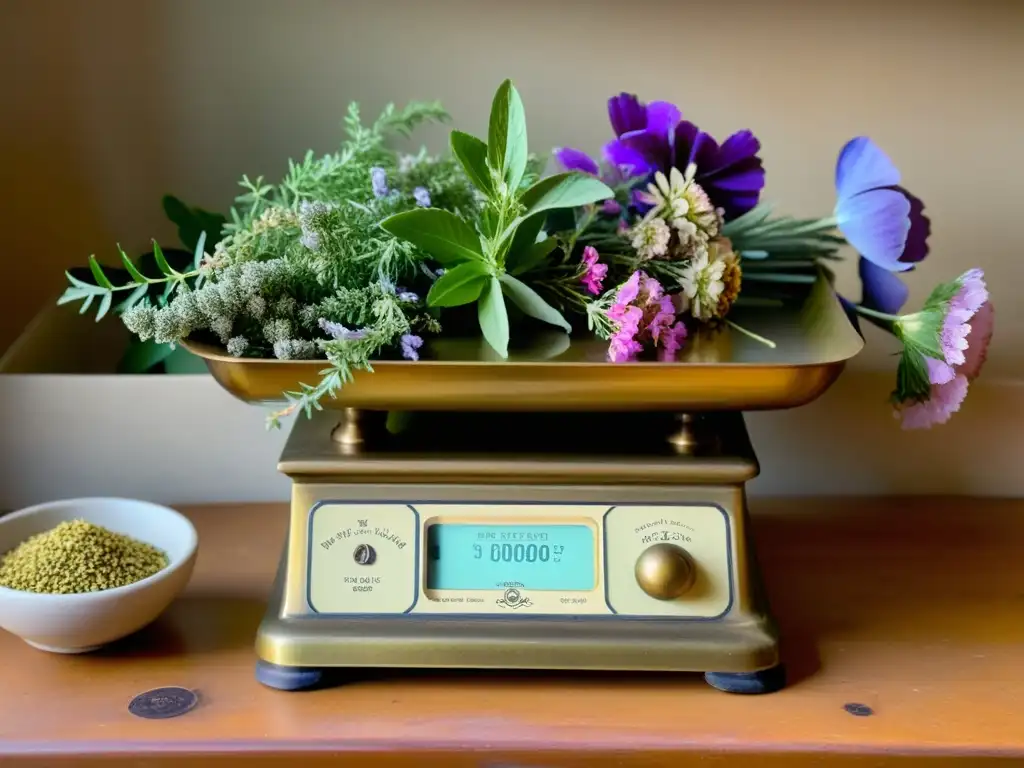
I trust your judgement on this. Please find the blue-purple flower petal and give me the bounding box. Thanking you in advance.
[859,256,909,314]
[897,188,931,265]
[836,187,912,271]
[835,137,901,202]
[554,147,600,176]
[607,93,646,137]
[604,136,659,176]
[643,101,682,140]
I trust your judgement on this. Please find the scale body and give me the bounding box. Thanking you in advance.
[254,409,782,694]
[185,275,863,695]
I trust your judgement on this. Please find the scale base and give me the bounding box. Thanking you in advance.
[254,409,786,694]
[253,536,784,694]
[254,660,787,695]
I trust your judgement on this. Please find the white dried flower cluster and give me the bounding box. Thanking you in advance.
[272,339,319,360]
[226,336,249,357]
[122,258,313,356]
[631,165,724,261]
[630,217,672,260]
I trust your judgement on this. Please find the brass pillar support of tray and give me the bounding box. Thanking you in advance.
[184,276,863,695]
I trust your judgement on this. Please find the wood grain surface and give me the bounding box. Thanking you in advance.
[0,498,1021,766]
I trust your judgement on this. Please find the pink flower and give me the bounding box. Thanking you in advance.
[580,246,608,295]
[895,270,994,429]
[898,375,969,430]
[929,268,988,382]
[604,270,687,362]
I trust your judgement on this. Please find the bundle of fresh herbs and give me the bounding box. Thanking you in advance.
[60,80,993,430]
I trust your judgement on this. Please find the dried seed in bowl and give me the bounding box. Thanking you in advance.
[0,519,169,594]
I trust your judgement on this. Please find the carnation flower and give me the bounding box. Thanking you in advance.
[579,246,608,295]
[604,271,687,362]
[887,268,995,429]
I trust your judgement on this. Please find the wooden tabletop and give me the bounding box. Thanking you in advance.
[0,498,1022,766]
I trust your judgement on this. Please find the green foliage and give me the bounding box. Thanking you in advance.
[163,195,226,255]
[380,79,614,357]
[426,262,489,307]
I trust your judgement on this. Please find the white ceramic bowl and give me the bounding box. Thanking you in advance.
[0,497,198,653]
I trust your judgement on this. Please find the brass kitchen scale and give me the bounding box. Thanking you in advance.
[186,275,862,694]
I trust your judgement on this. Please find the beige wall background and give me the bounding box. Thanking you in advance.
[1,0,1021,502]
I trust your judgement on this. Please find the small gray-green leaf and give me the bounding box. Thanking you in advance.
[380,208,485,266]
[95,291,113,321]
[478,276,509,358]
[192,229,207,270]
[88,255,114,290]
[152,240,181,277]
[499,273,571,332]
[520,173,614,218]
[426,261,489,307]
[450,130,493,197]
[119,247,150,284]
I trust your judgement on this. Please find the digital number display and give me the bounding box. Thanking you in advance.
[425,524,595,591]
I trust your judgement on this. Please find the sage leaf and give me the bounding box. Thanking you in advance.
[426,261,489,307]
[505,210,547,263]
[499,273,571,332]
[519,172,613,218]
[478,276,510,358]
[380,208,486,266]
[487,79,528,192]
[508,237,558,276]
[450,130,493,197]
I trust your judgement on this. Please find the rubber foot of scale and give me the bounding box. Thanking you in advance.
[255,660,325,691]
[704,664,786,694]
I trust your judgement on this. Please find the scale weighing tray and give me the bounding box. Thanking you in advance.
[184,275,862,694]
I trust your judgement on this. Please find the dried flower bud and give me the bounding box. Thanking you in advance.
[246,295,267,320]
[153,309,183,344]
[226,336,249,357]
[210,315,233,344]
[273,339,318,360]
[274,297,297,317]
[122,304,157,340]
[263,318,292,345]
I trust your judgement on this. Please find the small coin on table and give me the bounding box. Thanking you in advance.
[128,687,199,719]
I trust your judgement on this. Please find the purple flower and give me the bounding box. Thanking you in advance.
[413,186,431,207]
[319,318,368,341]
[859,257,909,315]
[601,93,765,219]
[370,167,388,198]
[834,138,932,314]
[398,291,419,303]
[400,333,423,361]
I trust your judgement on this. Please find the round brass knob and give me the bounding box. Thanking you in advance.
[634,543,696,600]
